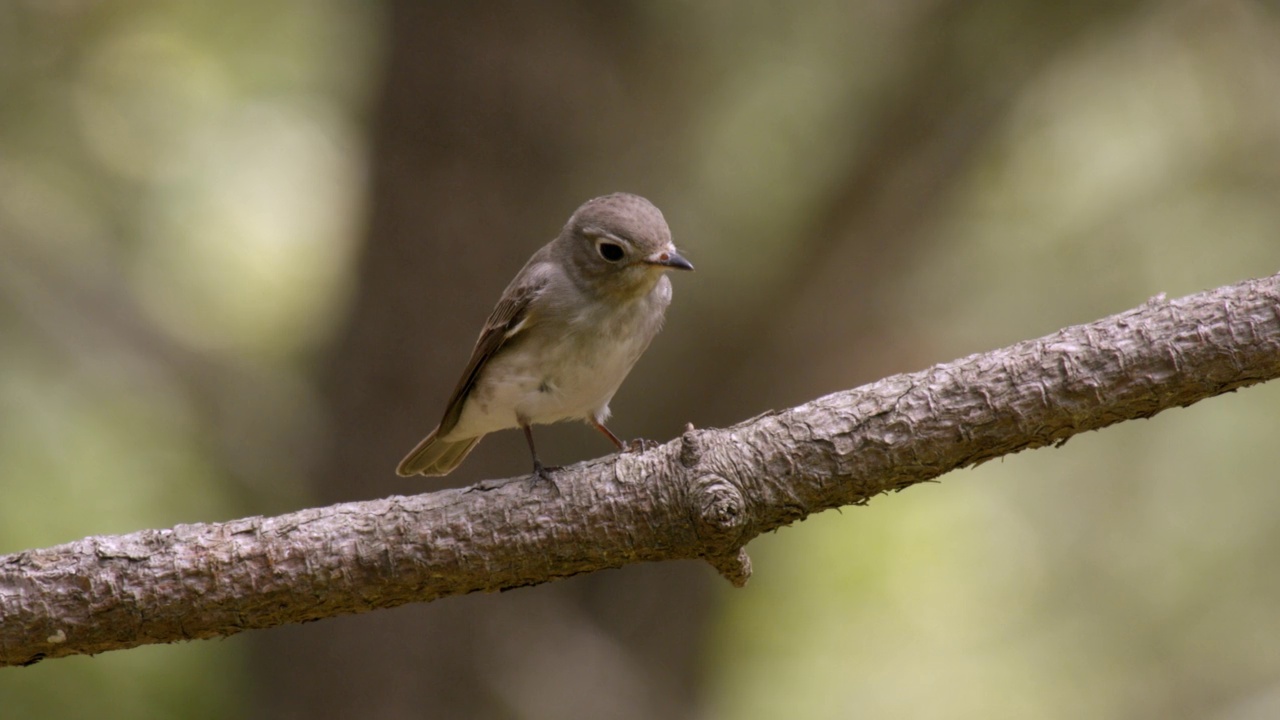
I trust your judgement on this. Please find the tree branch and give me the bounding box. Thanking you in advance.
[4,272,1280,668]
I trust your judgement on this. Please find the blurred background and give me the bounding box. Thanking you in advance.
[3,1,1280,718]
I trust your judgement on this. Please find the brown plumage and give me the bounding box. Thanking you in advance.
[396,193,692,477]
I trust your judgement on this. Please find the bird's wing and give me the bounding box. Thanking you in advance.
[436,264,550,437]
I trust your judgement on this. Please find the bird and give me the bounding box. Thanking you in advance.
[396,192,693,478]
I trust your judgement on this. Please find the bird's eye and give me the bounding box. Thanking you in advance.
[596,241,625,262]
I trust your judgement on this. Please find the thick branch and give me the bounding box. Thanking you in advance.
[4,273,1280,667]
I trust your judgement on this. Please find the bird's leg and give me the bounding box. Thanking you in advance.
[590,417,626,450]
[521,421,560,482]
[590,418,653,453]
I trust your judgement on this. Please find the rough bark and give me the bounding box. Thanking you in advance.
[4,272,1280,668]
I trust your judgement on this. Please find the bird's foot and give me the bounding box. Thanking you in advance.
[531,460,563,494]
[623,438,656,454]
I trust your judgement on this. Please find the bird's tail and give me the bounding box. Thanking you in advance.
[396,427,481,477]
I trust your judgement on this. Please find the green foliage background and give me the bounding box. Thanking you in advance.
[4,2,1280,718]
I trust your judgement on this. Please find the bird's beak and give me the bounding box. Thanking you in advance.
[646,246,694,271]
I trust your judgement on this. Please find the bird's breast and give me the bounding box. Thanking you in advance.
[445,288,669,439]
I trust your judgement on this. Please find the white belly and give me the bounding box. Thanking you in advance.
[442,282,669,440]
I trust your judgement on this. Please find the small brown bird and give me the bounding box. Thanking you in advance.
[396,193,693,478]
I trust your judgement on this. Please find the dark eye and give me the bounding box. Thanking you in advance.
[596,241,625,262]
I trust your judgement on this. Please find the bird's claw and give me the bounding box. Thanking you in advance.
[623,438,656,453]
[531,460,563,494]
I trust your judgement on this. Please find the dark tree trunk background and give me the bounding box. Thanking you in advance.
[249,4,711,719]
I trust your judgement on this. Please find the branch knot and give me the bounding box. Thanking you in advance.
[689,473,753,587]
[679,423,703,468]
[690,474,747,540]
